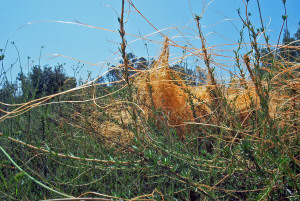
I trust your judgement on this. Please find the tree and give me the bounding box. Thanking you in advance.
[103,52,206,87]
[170,64,206,86]
[105,53,152,86]
[280,27,300,63]
[17,64,77,99]
[0,81,18,103]
[260,22,300,74]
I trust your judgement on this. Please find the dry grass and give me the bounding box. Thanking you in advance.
[65,35,298,145]
[1,1,299,200]
[132,38,299,139]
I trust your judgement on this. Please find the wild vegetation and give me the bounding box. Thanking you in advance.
[0,0,299,200]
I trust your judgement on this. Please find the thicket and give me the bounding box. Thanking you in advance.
[0,0,299,200]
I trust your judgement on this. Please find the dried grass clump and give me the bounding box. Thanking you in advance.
[136,38,213,135]
[135,38,298,136]
[189,86,213,118]
[137,39,189,132]
[226,81,260,123]
[268,72,300,123]
[99,120,133,146]
[72,103,134,146]
[99,106,134,146]
[84,39,298,140]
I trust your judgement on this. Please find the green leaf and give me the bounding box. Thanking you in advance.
[0,54,4,61]
[14,171,26,181]
[282,15,288,20]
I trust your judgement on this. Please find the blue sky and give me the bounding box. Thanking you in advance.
[1,0,299,82]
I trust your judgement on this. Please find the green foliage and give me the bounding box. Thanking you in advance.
[261,22,300,70]
[0,2,299,201]
[280,25,300,63]
[104,52,153,86]
[16,64,76,100]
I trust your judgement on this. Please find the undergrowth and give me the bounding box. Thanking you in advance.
[0,0,299,200]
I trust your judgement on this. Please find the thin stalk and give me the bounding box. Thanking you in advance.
[256,0,272,55]
[194,16,216,88]
[275,1,288,59]
[119,0,138,133]
[238,8,272,125]
[194,15,221,113]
